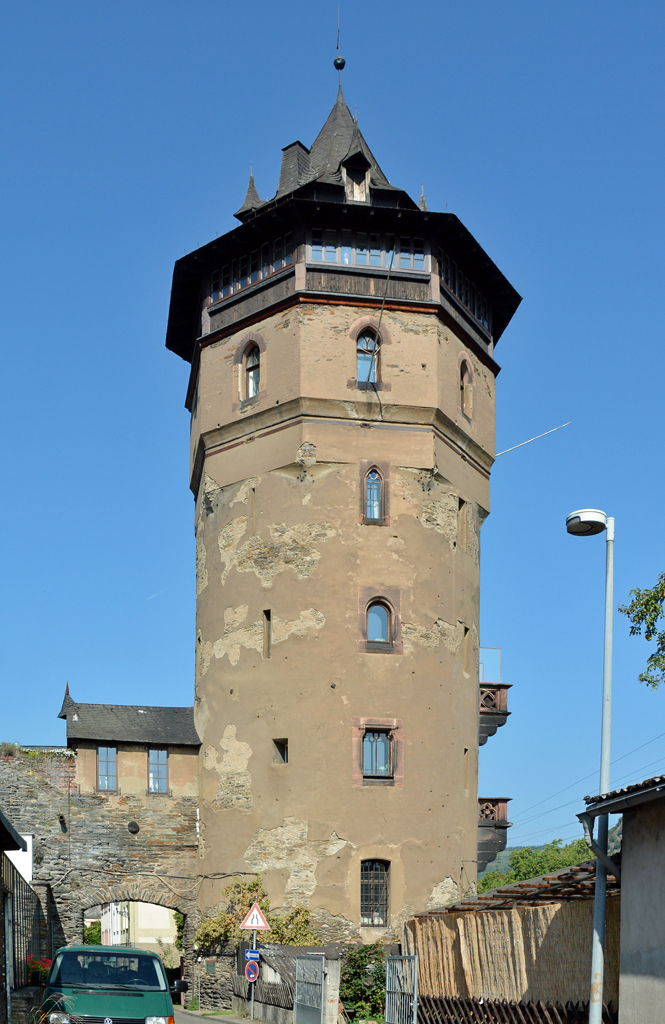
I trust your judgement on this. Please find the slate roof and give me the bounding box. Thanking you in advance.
[242,84,399,212]
[235,170,265,217]
[57,684,200,747]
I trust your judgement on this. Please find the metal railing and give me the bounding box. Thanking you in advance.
[1,852,43,989]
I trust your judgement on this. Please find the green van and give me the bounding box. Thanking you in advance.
[39,945,188,1024]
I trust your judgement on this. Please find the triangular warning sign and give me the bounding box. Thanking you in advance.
[240,901,270,930]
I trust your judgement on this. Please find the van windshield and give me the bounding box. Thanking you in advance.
[50,951,167,990]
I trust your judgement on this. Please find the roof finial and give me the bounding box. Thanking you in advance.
[419,182,428,212]
[334,7,346,84]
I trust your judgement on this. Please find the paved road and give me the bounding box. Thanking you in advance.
[174,1009,248,1024]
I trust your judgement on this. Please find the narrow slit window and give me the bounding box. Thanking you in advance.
[357,332,379,383]
[367,602,390,643]
[273,739,288,764]
[148,749,168,793]
[460,362,472,419]
[363,731,392,778]
[365,470,382,520]
[98,746,117,791]
[263,609,272,659]
[360,860,389,927]
[246,346,260,399]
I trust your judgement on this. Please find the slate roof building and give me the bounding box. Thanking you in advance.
[57,684,200,796]
[166,64,520,939]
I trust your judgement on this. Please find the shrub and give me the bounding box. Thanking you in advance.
[195,876,321,950]
[340,942,386,1022]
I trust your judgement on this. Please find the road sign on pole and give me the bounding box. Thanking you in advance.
[245,950,260,961]
[245,961,260,983]
[240,902,270,931]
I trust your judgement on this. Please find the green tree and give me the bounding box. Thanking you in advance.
[339,942,386,1022]
[478,838,593,893]
[619,572,665,688]
[83,920,101,944]
[195,876,321,950]
[173,911,184,951]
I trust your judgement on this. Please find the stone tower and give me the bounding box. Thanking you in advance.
[165,79,520,940]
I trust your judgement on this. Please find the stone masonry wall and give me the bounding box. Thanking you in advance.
[0,750,201,996]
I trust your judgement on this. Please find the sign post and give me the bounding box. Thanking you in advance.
[239,903,271,1021]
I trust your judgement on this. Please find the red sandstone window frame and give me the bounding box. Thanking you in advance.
[232,332,267,411]
[357,586,402,655]
[359,460,390,525]
[352,717,404,788]
[346,316,392,393]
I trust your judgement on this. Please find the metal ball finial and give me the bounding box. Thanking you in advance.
[334,55,346,71]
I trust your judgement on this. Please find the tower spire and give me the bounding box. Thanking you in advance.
[333,8,346,85]
[419,183,428,212]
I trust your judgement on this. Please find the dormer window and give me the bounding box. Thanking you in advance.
[345,166,367,202]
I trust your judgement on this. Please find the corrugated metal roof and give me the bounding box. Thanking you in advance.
[584,773,665,806]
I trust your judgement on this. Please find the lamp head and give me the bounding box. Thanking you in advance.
[566,509,607,536]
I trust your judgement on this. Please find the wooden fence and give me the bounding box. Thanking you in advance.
[419,993,618,1024]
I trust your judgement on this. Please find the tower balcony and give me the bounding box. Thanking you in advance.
[478,646,511,746]
[477,797,512,873]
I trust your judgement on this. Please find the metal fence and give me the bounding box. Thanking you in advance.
[294,954,325,1024]
[386,956,418,1024]
[1,852,43,989]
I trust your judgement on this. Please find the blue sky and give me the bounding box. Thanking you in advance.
[2,1,664,848]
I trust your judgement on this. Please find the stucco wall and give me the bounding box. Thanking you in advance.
[619,799,665,1023]
[193,299,492,938]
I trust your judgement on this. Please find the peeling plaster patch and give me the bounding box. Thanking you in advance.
[218,518,336,588]
[296,443,317,468]
[465,504,480,565]
[196,522,208,595]
[309,907,358,941]
[422,492,458,549]
[402,618,464,652]
[204,606,325,668]
[302,494,312,505]
[218,517,249,583]
[244,817,346,906]
[427,877,460,909]
[204,725,253,811]
[202,473,223,514]
[230,478,260,507]
[198,630,214,679]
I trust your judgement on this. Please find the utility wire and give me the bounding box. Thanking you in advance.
[509,728,665,822]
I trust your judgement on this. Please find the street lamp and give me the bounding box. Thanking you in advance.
[566,509,614,1024]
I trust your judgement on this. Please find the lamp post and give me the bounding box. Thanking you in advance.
[566,509,614,1024]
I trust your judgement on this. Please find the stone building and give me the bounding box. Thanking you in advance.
[165,73,521,939]
[0,692,200,955]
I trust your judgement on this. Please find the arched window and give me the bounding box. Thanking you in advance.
[360,860,389,926]
[367,602,390,644]
[365,469,382,520]
[357,331,379,384]
[460,360,472,419]
[246,346,260,399]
